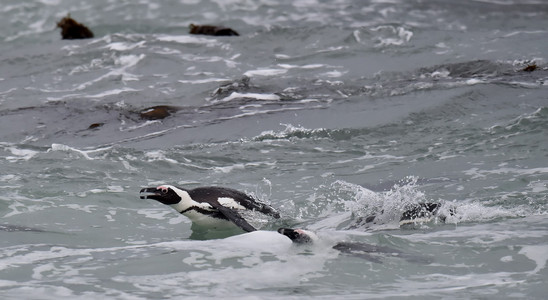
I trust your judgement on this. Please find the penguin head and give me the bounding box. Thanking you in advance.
[277,228,319,244]
[140,185,184,205]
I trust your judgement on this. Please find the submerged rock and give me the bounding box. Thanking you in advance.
[139,105,180,120]
[87,123,104,130]
[522,64,537,72]
[189,23,239,36]
[56,13,94,39]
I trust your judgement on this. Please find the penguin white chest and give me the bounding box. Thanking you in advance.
[179,196,246,229]
[217,197,246,210]
[183,209,239,229]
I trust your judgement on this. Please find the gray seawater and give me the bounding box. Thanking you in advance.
[1,0,547,298]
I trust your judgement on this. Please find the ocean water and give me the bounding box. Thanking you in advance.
[1,0,547,298]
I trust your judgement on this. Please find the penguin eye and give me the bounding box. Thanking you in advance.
[159,187,169,194]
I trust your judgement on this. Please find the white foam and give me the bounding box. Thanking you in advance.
[32,263,55,280]
[156,35,219,46]
[274,54,291,59]
[48,144,98,160]
[178,78,230,84]
[37,0,61,5]
[71,54,146,92]
[353,29,362,43]
[0,279,18,288]
[2,196,55,218]
[443,202,519,225]
[0,174,20,182]
[45,93,83,101]
[528,180,547,193]
[466,78,484,85]
[212,161,277,173]
[0,87,16,95]
[278,63,324,69]
[500,255,513,262]
[519,245,548,274]
[109,231,330,295]
[103,41,146,51]
[61,204,97,213]
[85,87,139,99]
[121,160,138,171]
[107,186,124,193]
[119,120,161,132]
[502,30,548,38]
[144,150,178,164]
[254,123,327,140]
[137,208,183,221]
[217,92,281,102]
[5,147,39,162]
[464,166,548,179]
[401,271,526,297]
[321,70,346,78]
[243,68,288,77]
[371,25,413,47]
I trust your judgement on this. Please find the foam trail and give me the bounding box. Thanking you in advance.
[217,92,281,102]
[48,144,112,160]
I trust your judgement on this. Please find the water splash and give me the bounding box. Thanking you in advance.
[251,123,333,141]
[300,177,531,232]
[335,177,431,230]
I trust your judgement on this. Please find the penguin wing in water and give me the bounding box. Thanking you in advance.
[333,242,387,264]
[333,241,433,264]
[211,204,257,232]
[188,187,260,232]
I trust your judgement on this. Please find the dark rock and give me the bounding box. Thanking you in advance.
[189,24,239,36]
[87,123,104,130]
[57,13,94,40]
[140,105,179,120]
[522,64,537,72]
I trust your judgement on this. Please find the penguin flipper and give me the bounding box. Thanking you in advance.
[333,242,385,264]
[214,205,257,232]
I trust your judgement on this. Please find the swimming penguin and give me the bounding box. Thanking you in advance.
[349,202,454,229]
[277,228,431,264]
[140,185,280,232]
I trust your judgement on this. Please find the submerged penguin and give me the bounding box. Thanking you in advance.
[277,202,449,263]
[277,228,431,264]
[140,185,280,232]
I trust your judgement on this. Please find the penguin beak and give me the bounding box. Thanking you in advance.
[140,187,171,203]
[140,187,161,200]
[140,187,181,205]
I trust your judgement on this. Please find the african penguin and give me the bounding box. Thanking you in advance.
[140,185,280,232]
